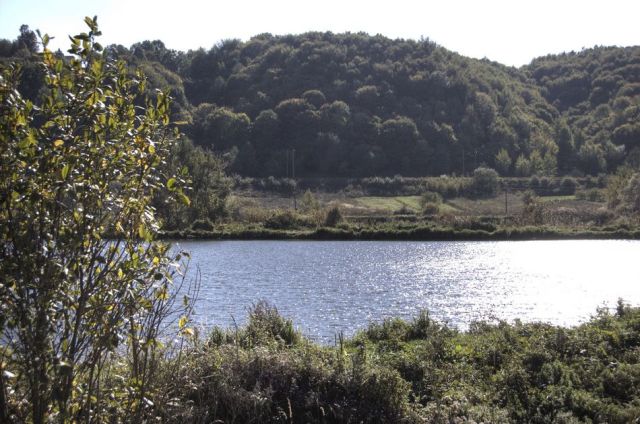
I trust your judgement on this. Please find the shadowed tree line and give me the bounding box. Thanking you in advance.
[3,27,640,180]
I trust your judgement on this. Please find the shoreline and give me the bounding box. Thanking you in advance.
[160,226,640,241]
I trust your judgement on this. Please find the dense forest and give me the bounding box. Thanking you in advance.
[2,26,639,179]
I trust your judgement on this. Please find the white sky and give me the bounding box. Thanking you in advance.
[0,0,638,67]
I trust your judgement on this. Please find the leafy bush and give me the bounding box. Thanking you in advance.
[472,167,499,197]
[576,188,605,202]
[300,189,320,212]
[143,305,640,422]
[190,218,215,232]
[324,206,343,227]
[264,209,310,229]
[559,176,578,195]
[420,191,443,206]
[421,202,440,216]
[0,19,193,422]
[246,301,300,346]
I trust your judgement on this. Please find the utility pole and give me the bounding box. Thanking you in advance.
[292,148,297,210]
[286,149,289,178]
[504,185,508,216]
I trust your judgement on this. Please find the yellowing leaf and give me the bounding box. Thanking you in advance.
[182,328,194,337]
[155,288,168,300]
[138,224,150,241]
[178,316,187,329]
[61,164,70,179]
[53,139,64,148]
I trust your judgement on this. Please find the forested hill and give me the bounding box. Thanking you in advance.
[3,28,640,177]
[526,47,640,174]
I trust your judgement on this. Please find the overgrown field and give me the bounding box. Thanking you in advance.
[166,183,640,240]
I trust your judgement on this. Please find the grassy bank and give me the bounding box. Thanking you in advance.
[141,302,640,423]
[162,223,640,241]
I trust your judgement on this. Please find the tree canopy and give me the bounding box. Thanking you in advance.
[3,27,640,178]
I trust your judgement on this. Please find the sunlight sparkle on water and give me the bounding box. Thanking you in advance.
[177,240,640,343]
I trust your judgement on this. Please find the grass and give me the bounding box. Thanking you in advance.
[539,194,577,202]
[351,195,422,212]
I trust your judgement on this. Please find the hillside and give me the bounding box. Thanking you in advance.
[526,46,640,174]
[3,28,640,178]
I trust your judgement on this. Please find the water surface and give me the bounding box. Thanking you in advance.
[174,240,640,342]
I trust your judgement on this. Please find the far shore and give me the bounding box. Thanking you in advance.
[160,225,640,242]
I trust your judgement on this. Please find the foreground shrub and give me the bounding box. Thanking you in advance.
[0,19,193,422]
[152,304,640,422]
[159,303,414,423]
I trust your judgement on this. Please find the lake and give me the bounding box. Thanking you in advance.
[172,240,640,343]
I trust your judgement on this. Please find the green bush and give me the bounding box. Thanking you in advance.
[190,218,215,232]
[559,176,578,195]
[324,206,343,227]
[264,209,310,229]
[0,19,194,423]
[576,188,605,202]
[472,167,499,197]
[149,305,640,422]
[420,190,443,205]
[421,202,440,216]
[246,301,300,346]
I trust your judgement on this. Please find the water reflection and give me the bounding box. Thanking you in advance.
[174,240,640,343]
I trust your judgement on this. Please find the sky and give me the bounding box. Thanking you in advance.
[0,0,638,67]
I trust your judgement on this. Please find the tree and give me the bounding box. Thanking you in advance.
[191,106,251,150]
[621,172,640,214]
[300,189,320,213]
[472,167,499,197]
[252,108,280,148]
[380,116,419,145]
[155,139,231,229]
[0,18,193,422]
[302,89,326,108]
[320,100,351,131]
[515,154,533,177]
[578,141,607,175]
[494,148,512,176]
[16,25,38,54]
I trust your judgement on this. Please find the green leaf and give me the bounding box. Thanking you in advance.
[61,164,70,179]
[167,178,176,190]
[179,193,191,206]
